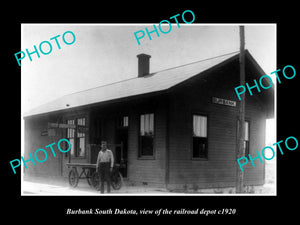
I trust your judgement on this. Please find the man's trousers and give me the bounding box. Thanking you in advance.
[99,162,111,193]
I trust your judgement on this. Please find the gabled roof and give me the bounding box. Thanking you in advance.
[24,50,271,118]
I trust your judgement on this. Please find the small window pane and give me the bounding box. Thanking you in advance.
[193,137,207,158]
[67,119,75,138]
[245,121,249,141]
[139,113,154,157]
[140,114,145,135]
[193,115,208,158]
[144,114,149,135]
[123,116,128,127]
[77,117,85,138]
[149,113,154,135]
[140,136,153,156]
[237,120,250,156]
[244,140,250,156]
[78,137,85,157]
[69,139,75,156]
[193,115,207,137]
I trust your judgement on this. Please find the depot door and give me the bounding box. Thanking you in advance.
[115,128,128,178]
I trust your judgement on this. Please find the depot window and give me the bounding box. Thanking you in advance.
[244,121,250,156]
[139,113,155,158]
[117,115,129,128]
[192,114,208,159]
[237,120,250,156]
[67,117,86,158]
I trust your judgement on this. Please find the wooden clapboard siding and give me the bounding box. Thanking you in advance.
[167,66,267,188]
[24,107,93,178]
[243,96,266,186]
[127,97,167,185]
[24,113,67,177]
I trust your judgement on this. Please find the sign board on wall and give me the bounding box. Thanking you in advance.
[212,97,236,107]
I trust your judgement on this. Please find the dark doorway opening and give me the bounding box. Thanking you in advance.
[115,128,128,178]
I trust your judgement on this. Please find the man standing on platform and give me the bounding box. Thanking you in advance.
[96,141,114,194]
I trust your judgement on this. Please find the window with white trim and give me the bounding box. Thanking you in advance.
[67,117,86,157]
[139,113,154,157]
[192,115,208,158]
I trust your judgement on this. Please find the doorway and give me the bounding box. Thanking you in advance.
[115,127,128,178]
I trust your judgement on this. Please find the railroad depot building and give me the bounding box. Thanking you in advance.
[23,50,274,191]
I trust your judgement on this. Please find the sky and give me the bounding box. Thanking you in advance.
[21,24,276,115]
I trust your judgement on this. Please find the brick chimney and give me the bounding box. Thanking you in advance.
[137,53,151,77]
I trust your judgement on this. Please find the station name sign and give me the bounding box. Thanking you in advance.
[41,123,89,136]
[48,123,88,132]
[212,97,236,107]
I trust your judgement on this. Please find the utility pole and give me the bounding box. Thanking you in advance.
[236,26,246,193]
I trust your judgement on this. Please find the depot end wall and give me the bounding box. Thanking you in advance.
[24,108,92,179]
[24,114,65,178]
[167,66,266,190]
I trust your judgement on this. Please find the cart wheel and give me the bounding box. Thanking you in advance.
[111,172,123,190]
[87,169,94,186]
[91,172,100,190]
[68,168,79,188]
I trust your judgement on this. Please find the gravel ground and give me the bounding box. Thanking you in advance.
[22,161,276,195]
[261,160,276,194]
